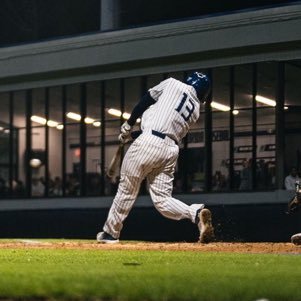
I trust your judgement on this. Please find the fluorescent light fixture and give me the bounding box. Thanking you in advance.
[211,101,230,112]
[284,106,289,110]
[93,121,101,127]
[122,112,131,119]
[255,95,276,107]
[84,117,95,124]
[66,112,81,121]
[47,120,59,127]
[31,115,47,125]
[108,108,122,117]
[210,101,239,114]
[56,124,64,130]
[67,112,98,124]
[32,115,61,128]
[108,108,131,119]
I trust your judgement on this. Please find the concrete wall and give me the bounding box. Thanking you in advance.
[0,200,299,242]
[0,189,295,211]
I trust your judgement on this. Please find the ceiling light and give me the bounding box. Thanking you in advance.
[56,124,64,130]
[108,108,122,117]
[30,158,42,168]
[211,101,230,112]
[66,112,81,121]
[232,110,239,115]
[31,115,62,129]
[108,108,131,119]
[31,115,47,125]
[122,112,131,119]
[47,120,59,127]
[255,95,276,107]
[284,106,289,110]
[93,121,101,127]
[84,117,95,124]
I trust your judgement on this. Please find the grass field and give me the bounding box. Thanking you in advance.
[0,240,301,301]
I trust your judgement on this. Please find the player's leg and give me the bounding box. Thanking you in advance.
[100,136,151,240]
[147,168,203,223]
[101,173,143,239]
[147,155,214,242]
[146,144,203,223]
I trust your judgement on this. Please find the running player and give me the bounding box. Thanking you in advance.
[97,72,214,243]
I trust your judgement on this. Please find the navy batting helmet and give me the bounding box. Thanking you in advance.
[185,72,211,102]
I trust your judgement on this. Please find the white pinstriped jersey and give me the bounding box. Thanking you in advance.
[140,78,200,143]
[102,77,205,240]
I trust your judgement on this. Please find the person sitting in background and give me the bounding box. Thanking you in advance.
[284,167,300,190]
[256,159,269,189]
[31,177,45,196]
[212,170,226,191]
[12,180,26,197]
[51,176,63,196]
[239,159,252,191]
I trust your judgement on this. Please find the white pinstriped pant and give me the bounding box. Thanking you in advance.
[103,133,204,239]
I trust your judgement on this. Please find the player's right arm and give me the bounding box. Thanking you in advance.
[119,91,156,143]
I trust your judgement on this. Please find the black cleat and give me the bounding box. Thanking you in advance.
[96,231,119,244]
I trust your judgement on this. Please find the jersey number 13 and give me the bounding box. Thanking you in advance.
[175,93,195,121]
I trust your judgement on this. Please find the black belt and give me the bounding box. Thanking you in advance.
[151,130,178,145]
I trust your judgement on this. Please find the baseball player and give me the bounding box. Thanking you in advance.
[97,72,214,243]
[287,179,301,245]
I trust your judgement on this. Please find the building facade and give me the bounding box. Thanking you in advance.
[0,2,301,212]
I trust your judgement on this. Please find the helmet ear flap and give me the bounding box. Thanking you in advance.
[185,72,211,102]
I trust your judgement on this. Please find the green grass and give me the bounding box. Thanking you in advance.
[0,243,301,301]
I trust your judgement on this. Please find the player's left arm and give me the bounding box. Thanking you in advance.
[125,78,170,127]
[127,92,156,126]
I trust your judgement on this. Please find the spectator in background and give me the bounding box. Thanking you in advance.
[12,180,26,197]
[66,174,80,196]
[256,159,269,189]
[239,159,252,191]
[31,177,45,196]
[51,176,63,196]
[212,170,226,191]
[284,167,300,190]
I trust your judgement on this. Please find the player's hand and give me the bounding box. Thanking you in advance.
[118,133,130,144]
[120,121,132,135]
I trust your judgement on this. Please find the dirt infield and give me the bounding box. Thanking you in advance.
[0,240,300,254]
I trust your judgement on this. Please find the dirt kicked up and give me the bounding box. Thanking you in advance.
[0,240,300,254]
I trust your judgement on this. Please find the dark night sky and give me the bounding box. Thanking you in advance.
[0,0,100,46]
[119,0,299,26]
[0,0,298,46]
